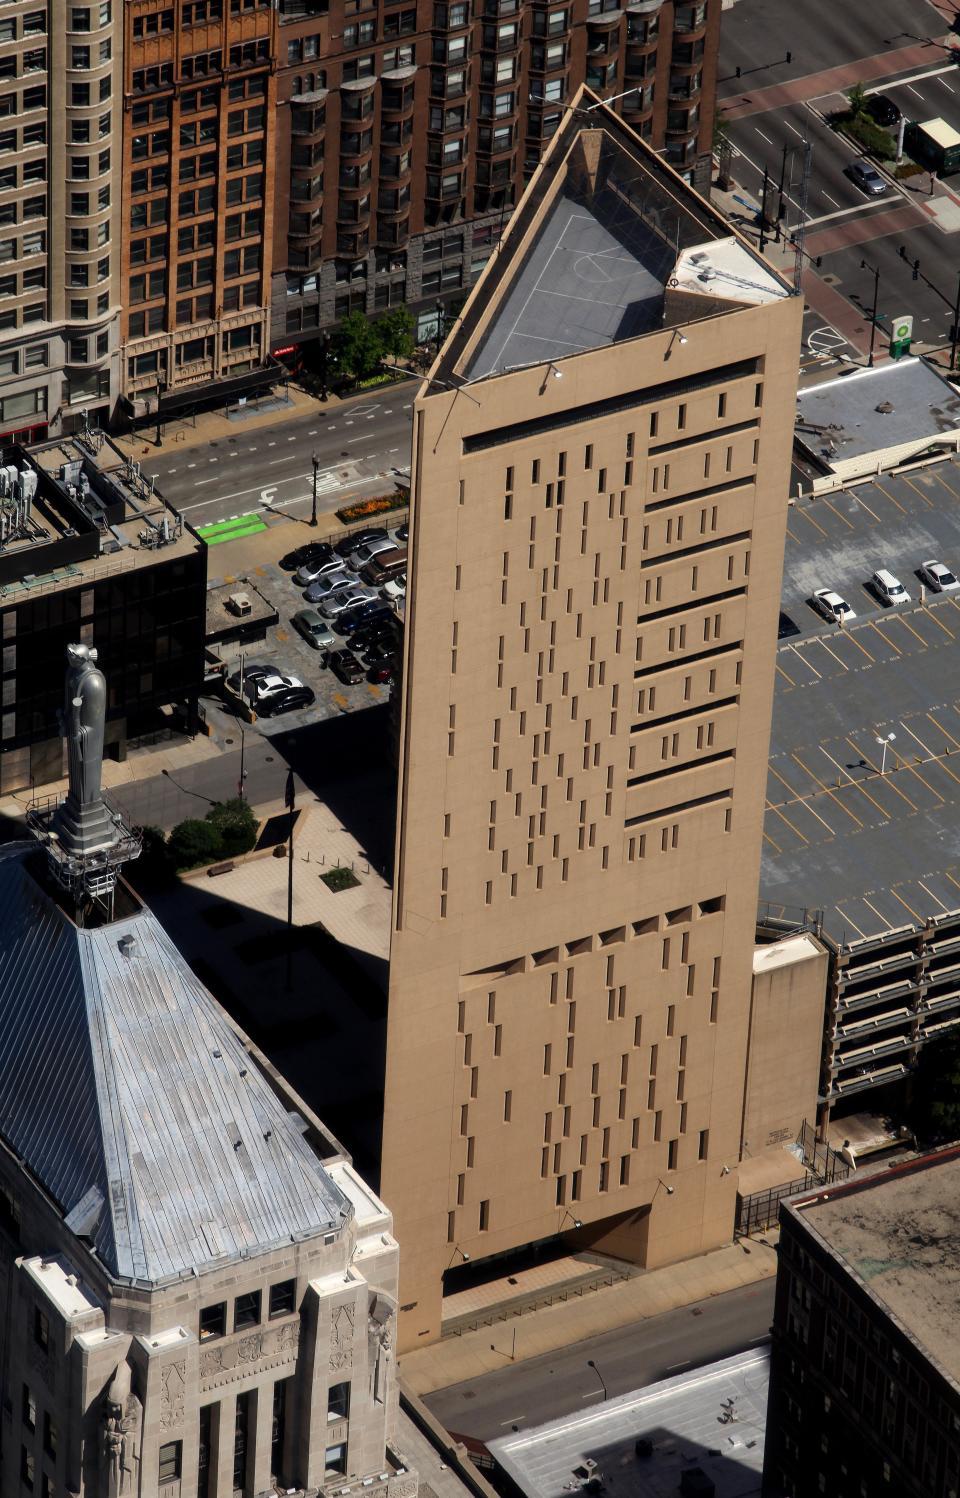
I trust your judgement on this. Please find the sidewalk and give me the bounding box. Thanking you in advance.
[113,373,418,464]
[398,1235,778,1396]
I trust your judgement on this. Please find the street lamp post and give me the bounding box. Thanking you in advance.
[154,381,166,447]
[586,1360,608,1401]
[285,768,296,993]
[310,452,319,528]
[876,731,896,776]
[861,259,881,368]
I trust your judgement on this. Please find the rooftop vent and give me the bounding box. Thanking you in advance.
[118,934,137,958]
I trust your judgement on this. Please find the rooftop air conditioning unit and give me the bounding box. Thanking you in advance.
[226,591,252,617]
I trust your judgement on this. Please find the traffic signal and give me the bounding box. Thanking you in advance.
[898,244,907,259]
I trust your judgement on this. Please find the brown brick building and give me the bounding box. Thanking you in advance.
[272,0,720,357]
[119,0,278,413]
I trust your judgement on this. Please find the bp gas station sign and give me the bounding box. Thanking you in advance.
[890,315,913,359]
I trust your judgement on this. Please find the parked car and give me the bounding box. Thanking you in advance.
[318,585,378,618]
[865,93,901,128]
[392,521,409,544]
[339,600,393,633]
[382,573,406,602]
[280,541,333,572]
[349,621,396,654]
[328,648,365,685]
[362,642,396,668]
[919,559,960,592]
[291,608,337,650]
[812,588,856,624]
[227,661,282,694]
[847,158,887,196]
[303,567,352,602]
[335,526,388,559]
[348,538,400,572]
[249,671,306,702]
[872,568,910,606]
[295,555,349,587]
[368,663,395,684]
[257,684,316,716]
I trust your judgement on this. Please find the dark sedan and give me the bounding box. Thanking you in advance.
[334,526,388,559]
[280,541,334,572]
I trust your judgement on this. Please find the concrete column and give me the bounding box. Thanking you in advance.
[250,1384,273,1498]
[214,1393,236,1498]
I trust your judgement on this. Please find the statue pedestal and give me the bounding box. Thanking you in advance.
[52,796,120,859]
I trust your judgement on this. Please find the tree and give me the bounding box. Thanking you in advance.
[847,82,867,119]
[376,305,415,363]
[329,310,383,382]
[909,1033,960,1144]
[169,817,223,870]
[206,797,257,858]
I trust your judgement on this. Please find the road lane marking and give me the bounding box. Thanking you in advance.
[755,127,773,143]
[500,1417,525,1426]
[822,192,840,207]
[907,84,925,98]
[667,1361,691,1372]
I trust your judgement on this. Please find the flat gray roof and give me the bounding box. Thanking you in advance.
[795,358,960,466]
[489,1350,767,1498]
[465,190,670,380]
[795,1153,960,1385]
[762,455,960,947]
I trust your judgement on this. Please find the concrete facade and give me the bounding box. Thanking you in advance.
[382,94,803,1348]
[743,934,829,1158]
[0,2,123,440]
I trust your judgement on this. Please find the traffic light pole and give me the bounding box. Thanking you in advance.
[861,258,881,369]
[897,244,960,371]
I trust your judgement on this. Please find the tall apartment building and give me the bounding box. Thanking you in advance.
[119,0,278,414]
[382,91,801,1347]
[273,0,720,355]
[0,2,123,443]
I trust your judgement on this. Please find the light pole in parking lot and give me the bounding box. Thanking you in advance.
[860,258,881,368]
[310,451,319,527]
[876,731,896,776]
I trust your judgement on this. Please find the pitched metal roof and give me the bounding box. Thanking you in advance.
[0,846,349,1285]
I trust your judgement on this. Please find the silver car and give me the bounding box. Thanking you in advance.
[847,157,887,196]
[295,555,348,587]
[319,585,378,618]
[303,567,351,602]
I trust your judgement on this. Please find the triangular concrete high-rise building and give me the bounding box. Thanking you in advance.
[383,88,802,1347]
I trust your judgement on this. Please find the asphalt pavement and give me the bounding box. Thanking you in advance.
[141,388,416,527]
[421,1280,774,1443]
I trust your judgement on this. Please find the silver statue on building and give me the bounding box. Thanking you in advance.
[52,643,120,858]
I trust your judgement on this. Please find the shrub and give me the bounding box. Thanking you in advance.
[337,492,408,523]
[321,866,361,892]
[838,111,896,161]
[206,797,257,858]
[169,817,224,870]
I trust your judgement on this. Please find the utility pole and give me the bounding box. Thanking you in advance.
[861,258,881,368]
[285,768,296,993]
[776,142,789,241]
[310,452,319,527]
[758,165,770,253]
[952,269,960,373]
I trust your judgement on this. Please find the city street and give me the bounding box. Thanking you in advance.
[136,385,417,527]
[719,0,960,366]
[421,1280,774,1443]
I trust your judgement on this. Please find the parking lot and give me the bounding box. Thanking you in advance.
[202,521,406,745]
[763,450,960,942]
[779,460,960,631]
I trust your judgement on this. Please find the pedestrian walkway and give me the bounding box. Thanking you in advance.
[398,1235,779,1396]
[113,382,332,462]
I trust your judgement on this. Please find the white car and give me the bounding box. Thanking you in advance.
[382,573,406,602]
[812,588,856,624]
[348,538,401,572]
[919,559,960,593]
[250,671,304,702]
[319,585,378,618]
[872,569,910,606]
